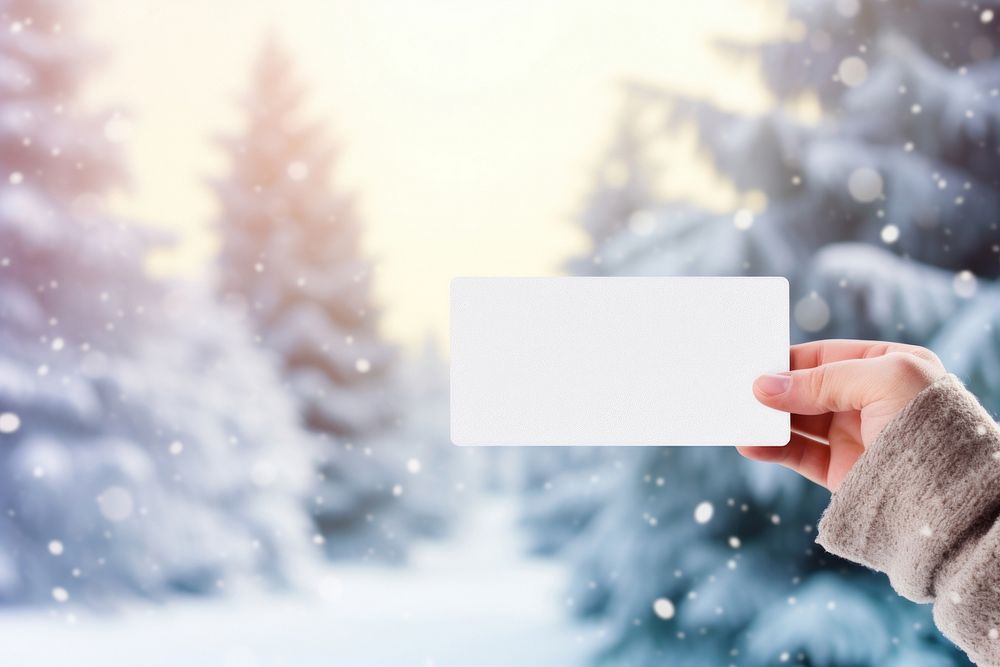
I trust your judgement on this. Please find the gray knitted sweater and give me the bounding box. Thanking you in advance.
[817,374,1000,666]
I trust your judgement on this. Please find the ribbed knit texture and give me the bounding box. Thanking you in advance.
[817,374,1000,666]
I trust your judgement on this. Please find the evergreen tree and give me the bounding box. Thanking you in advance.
[0,0,315,604]
[214,38,422,561]
[535,1,999,664]
[390,338,456,537]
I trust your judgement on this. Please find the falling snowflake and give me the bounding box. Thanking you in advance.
[732,208,754,231]
[0,412,21,434]
[880,224,900,244]
[51,587,69,603]
[406,458,422,474]
[838,56,868,87]
[355,358,371,373]
[919,524,933,537]
[847,167,883,203]
[728,536,741,549]
[653,597,675,620]
[794,292,831,332]
[693,501,714,524]
[97,486,133,522]
[48,540,64,556]
[169,440,184,455]
[982,9,995,24]
[953,270,977,299]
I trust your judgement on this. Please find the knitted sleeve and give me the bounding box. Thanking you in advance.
[816,374,1000,666]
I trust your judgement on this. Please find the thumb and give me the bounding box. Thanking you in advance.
[753,352,940,416]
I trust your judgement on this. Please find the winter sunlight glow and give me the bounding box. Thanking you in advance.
[82,0,780,348]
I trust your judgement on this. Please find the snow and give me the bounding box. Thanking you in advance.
[0,411,20,433]
[733,208,754,230]
[653,597,675,620]
[0,498,597,667]
[693,501,714,524]
[847,166,883,203]
[838,56,868,88]
[794,292,831,332]
[880,224,900,244]
[95,486,133,522]
[953,270,978,299]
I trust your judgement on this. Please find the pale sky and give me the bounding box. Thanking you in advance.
[82,0,781,349]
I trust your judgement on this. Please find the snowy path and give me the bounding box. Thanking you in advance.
[0,497,597,667]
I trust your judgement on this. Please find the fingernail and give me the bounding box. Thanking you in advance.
[755,373,791,396]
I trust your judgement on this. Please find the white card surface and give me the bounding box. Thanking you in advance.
[450,277,789,446]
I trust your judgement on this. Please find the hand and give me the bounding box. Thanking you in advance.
[737,339,947,492]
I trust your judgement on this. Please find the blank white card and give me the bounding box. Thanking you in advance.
[450,277,789,446]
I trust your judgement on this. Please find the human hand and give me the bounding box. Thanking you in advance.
[737,339,947,491]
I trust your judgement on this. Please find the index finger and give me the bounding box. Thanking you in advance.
[790,339,931,371]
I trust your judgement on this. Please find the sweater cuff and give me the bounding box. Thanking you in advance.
[815,373,1000,603]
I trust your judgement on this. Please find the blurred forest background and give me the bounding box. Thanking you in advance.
[1,0,998,665]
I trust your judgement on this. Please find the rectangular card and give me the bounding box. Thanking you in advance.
[450,277,789,446]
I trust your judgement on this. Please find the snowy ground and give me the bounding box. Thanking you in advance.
[0,497,599,667]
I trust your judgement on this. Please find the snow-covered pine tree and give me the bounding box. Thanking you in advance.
[214,38,426,561]
[540,1,1000,664]
[0,0,315,605]
[388,338,456,536]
